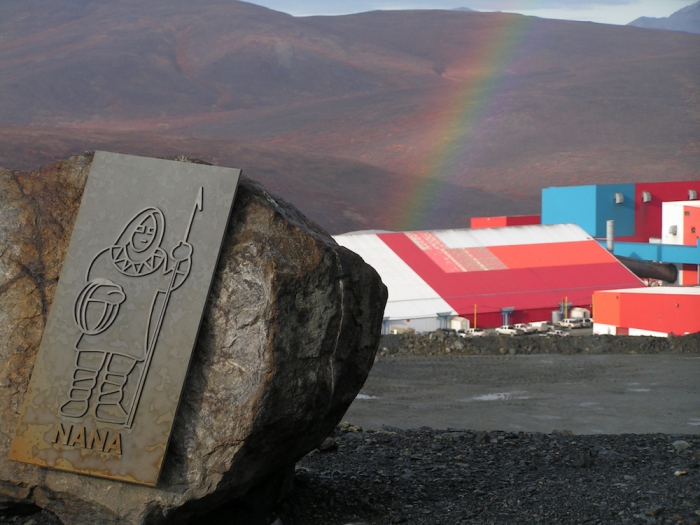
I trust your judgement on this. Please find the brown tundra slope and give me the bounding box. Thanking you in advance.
[1,0,699,233]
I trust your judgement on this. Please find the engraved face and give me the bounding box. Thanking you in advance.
[131,214,157,253]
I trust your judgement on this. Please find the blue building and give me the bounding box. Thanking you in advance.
[541,184,635,238]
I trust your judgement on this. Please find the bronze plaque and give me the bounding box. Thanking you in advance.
[9,152,240,486]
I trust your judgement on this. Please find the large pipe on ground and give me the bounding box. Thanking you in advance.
[615,255,678,283]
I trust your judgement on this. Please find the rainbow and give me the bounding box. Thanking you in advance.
[393,13,538,231]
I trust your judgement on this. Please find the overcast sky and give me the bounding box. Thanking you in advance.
[245,0,692,25]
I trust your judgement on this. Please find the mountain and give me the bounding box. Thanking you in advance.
[1,0,699,233]
[628,1,700,34]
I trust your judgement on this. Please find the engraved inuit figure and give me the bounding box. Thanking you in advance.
[60,188,202,428]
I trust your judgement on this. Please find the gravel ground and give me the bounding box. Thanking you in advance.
[264,424,700,525]
[5,425,699,525]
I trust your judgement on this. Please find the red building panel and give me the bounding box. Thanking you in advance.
[378,232,642,327]
[680,264,699,286]
[489,241,614,269]
[592,290,621,327]
[471,215,540,229]
[619,292,700,335]
[634,181,700,240]
[683,205,700,247]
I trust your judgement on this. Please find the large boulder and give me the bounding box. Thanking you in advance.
[0,152,387,524]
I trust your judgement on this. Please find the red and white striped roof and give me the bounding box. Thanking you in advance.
[335,224,643,322]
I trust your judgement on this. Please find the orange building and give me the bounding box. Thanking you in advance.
[593,287,700,337]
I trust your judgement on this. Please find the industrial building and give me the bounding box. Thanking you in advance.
[472,180,700,337]
[540,181,700,285]
[336,180,700,335]
[541,181,700,241]
[593,286,700,337]
[542,183,637,238]
[334,224,643,332]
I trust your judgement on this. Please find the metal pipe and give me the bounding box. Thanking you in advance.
[615,255,678,283]
[606,220,614,252]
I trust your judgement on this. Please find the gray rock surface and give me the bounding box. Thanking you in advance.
[0,152,387,524]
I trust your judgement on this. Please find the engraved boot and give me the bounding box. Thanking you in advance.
[95,354,137,425]
[60,368,98,418]
[95,377,129,424]
[60,350,106,418]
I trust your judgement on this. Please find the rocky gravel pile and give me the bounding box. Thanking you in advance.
[6,425,699,525]
[260,424,700,525]
[378,332,700,358]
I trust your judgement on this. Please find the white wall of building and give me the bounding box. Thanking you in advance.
[628,328,668,338]
[334,233,456,328]
[662,201,685,245]
[593,323,617,335]
[661,201,700,245]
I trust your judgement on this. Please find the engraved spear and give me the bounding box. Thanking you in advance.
[125,187,203,428]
